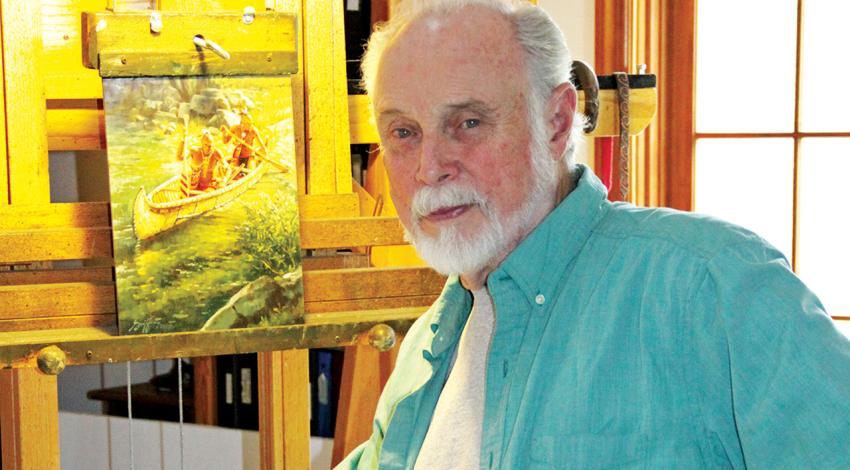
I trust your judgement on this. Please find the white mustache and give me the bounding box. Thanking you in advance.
[412,184,486,219]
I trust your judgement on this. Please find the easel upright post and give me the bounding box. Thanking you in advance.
[0,1,59,468]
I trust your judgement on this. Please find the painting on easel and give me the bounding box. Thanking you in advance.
[103,76,303,335]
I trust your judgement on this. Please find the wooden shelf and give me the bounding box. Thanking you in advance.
[87,382,195,423]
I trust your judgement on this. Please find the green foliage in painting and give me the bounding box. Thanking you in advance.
[237,189,302,279]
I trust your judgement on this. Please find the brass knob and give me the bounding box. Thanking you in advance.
[36,346,67,375]
[366,324,396,352]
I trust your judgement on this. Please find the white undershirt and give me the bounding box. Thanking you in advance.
[413,287,495,470]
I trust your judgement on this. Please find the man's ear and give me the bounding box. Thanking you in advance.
[545,82,578,160]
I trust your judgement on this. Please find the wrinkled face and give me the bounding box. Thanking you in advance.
[374,7,555,276]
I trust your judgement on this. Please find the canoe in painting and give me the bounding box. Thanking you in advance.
[132,163,267,240]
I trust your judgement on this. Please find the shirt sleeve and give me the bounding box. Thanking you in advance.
[695,239,850,468]
[333,306,440,470]
[334,440,376,469]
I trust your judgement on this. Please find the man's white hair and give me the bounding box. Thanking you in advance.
[360,0,583,167]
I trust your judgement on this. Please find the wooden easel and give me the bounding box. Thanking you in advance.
[0,1,657,468]
[0,1,436,468]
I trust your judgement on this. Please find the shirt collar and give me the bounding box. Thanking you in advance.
[493,164,611,305]
[424,275,473,360]
[421,165,609,357]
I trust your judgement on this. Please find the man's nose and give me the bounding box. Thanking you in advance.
[415,134,457,185]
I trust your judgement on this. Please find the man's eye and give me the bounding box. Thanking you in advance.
[460,119,480,129]
[392,128,413,139]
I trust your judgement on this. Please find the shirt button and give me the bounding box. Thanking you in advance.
[535,294,545,305]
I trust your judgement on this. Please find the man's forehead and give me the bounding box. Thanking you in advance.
[390,6,516,55]
[374,6,526,115]
[377,98,498,121]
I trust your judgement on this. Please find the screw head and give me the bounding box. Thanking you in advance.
[243,6,256,25]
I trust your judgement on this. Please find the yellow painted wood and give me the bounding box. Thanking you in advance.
[301,216,406,249]
[332,0,353,195]
[82,11,298,77]
[46,88,656,149]
[258,350,310,470]
[0,307,425,369]
[0,283,116,320]
[303,267,444,302]
[0,267,439,324]
[157,0,266,12]
[302,253,369,271]
[43,1,266,97]
[593,87,656,137]
[303,0,352,195]
[0,314,116,333]
[0,3,8,207]
[0,202,109,230]
[0,196,358,229]
[0,266,113,286]
[42,0,105,99]
[349,94,379,145]
[3,1,50,204]
[46,75,103,100]
[109,0,156,9]
[361,151,426,268]
[0,369,59,470]
[306,295,439,314]
[299,193,359,218]
[353,179,378,216]
[273,0,308,196]
[0,228,113,263]
[0,293,431,330]
[0,216,406,263]
[46,109,104,150]
[47,96,371,151]
[0,324,113,347]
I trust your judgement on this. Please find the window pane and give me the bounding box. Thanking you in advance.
[797,138,850,315]
[799,1,850,132]
[694,138,794,259]
[695,0,797,133]
[836,320,850,341]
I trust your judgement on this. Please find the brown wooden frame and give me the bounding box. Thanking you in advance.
[596,0,695,210]
[0,1,424,469]
[597,0,850,322]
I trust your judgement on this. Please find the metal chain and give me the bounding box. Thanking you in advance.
[614,72,631,202]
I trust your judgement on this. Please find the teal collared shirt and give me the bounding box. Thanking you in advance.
[337,165,850,469]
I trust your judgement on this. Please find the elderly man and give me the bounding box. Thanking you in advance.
[337,1,850,469]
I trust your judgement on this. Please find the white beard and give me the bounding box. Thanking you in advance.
[404,140,559,277]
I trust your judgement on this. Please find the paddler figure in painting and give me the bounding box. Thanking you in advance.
[221,108,268,176]
[176,128,228,197]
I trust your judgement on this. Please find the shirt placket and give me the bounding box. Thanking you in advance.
[480,277,531,469]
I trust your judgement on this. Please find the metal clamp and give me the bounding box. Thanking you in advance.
[149,11,163,34]
[571,59,600,133]
[193,34,230,60]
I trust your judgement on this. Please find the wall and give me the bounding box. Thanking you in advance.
[540,0,596,168]
[59,412,333,470]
